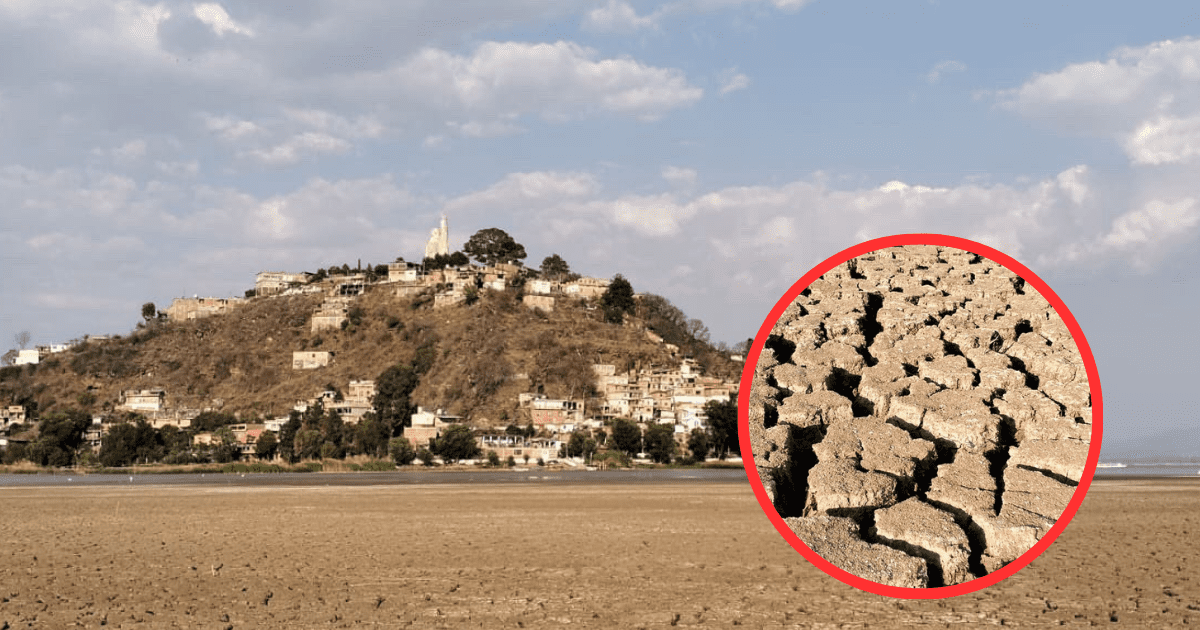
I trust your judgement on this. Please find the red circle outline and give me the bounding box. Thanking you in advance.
[737,233,1103,599]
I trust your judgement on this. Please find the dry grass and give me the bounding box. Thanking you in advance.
[1,285,704,428]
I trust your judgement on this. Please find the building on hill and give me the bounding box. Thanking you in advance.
[120,389,166,412]
[311,297,350,332]
[1,405,26,429]
[406,406,460,448]
[563,276,610,299]
[387,261,422,283]
[255,271,313,296]
[522,295,554,311]
[478,434,560,463]
[292,351,332,370]
[165,296,245,322]
[14,349,40,365]
[424,214,450,259]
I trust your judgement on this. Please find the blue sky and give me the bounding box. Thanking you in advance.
[2,0,1198,457]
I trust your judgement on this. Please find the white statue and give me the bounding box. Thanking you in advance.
[424,214,450,259]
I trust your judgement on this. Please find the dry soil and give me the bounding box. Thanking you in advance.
[0,478,1195,628]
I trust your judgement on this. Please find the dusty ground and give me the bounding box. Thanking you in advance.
[0,479,1195,628]
[750,245,1093,586]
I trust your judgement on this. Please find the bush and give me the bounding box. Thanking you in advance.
[416,447,435,466]
[352,460,396,472]
[389,437,416,466]
[486,450,501,467]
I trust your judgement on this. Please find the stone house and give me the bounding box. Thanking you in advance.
[255,271,313,296]
[526,397,583,427]
[165,297,245,322]
[522,295,555,311]
[311,297,350,332]
[14,349,41,365]
[292,351,332,370]
[387,261,422,283]
[477,434,561,463]
[563,277,610,299]
[120,389,166,412]
[528,279,555,295]
[405,406,460,448]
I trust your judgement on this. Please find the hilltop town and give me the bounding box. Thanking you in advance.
[0,218,744,469]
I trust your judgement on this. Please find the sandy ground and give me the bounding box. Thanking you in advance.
[0,478,1196,628]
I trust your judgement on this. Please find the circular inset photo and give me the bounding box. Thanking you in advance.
[739,234,1102,598]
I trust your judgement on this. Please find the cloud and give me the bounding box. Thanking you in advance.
[583,0,660,32]
[582,0,813,33]
[192,3,253,37]
[999,37,1200,164]
[390,40,703,122]
[661,165,697,186]
[241,132,351,165]
[926,60,966,84]
[719,70,750,95]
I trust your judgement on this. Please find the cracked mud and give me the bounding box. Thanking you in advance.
[749,244,1092,588]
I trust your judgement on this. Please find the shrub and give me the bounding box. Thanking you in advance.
[416,447,435,466]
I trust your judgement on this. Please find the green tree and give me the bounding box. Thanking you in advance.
[389,436,416,465]
[462,228,527,266]
[486,450,501,467]
[416,447,435,466]
[687,428,710,462]
[432,424,481,464]
[704,398,739,460]
[255,431,278,460]
[611,419,642,457]
[278,411,302,463]
[212,425,240,463]
[539,254,571,280]
[354,411,391,458]
[293,428,322,461]
[601,274,635,324]
[141,302,157,323]
[423,251,470,270]
[100,418,162,467]
[374,364,420,436]
[28,410,90,467]
[566,431,588,458]
[644,422,676,464]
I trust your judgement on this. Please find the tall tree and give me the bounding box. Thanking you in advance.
[141,302,157,323]
[255,431,278,461]
[539,254,571,280]
[643,423,676,464]
[601,274,636,324]
[462,228,527,266]
[704,398,739,460]
[374,364,420,435]
[687,428,710,462]
[611,419,642,457]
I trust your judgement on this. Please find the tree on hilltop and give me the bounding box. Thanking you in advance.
[601,274,635,324]
[540,254,571,280]
[463,228,527,267]
[423,251,469,270]
[141,302,157,323]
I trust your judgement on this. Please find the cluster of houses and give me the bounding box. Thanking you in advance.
[4,217,743,463]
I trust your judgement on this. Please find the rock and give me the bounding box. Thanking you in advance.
[813,418,935,487]
[873,498,975,586]
[778,390,853,428]
[927,452,998,521]
[1002,466,1078,521]
[805,459,899,514]
[784,515,929,588]
[1007,439,1089,482]
[919,354,978,390]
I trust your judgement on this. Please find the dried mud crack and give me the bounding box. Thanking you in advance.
[750,244,1092,588]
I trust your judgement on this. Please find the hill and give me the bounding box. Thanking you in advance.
[0,279,741,426]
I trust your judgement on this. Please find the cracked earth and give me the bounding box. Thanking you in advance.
[749,244,1093,588]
